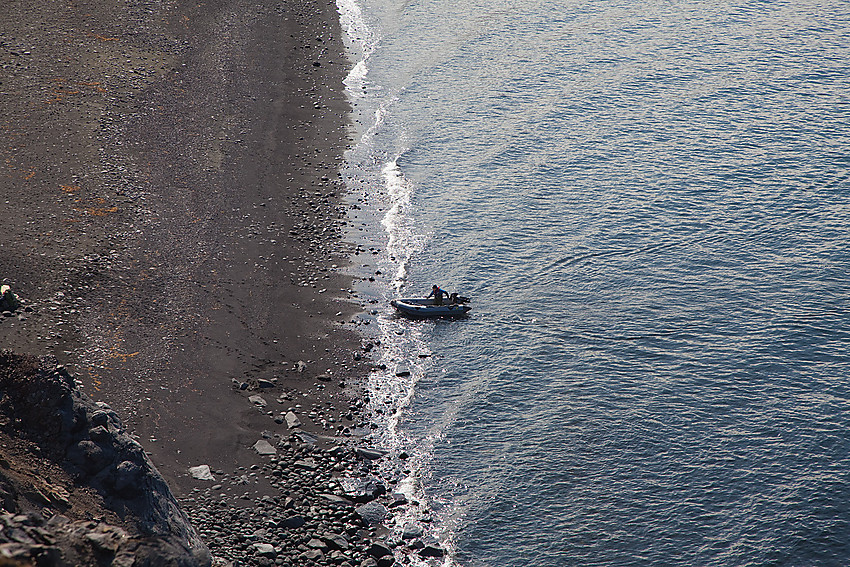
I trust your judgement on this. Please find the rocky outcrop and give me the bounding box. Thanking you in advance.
[0,512,208,567]
[0,351,210,566]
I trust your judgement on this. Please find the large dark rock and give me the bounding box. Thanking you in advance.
[341,476,386,503]
[368,540,392,558]
[355,501,387,526]
[280,515,306,529]
[323,532,349,550]
[417,535,445,558]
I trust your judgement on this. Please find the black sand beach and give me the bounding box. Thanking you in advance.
[0,0,427,565]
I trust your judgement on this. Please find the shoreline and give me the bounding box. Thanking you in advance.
[0,0,440,565]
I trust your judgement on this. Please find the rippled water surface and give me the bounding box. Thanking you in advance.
[337,0,850,564]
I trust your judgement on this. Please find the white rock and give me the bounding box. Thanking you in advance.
[285,411,302,429]
[254,543,276,557]
[253,439,277,455]
[188,464,215,481]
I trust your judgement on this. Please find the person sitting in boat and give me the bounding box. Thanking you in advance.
[427,284,450,305]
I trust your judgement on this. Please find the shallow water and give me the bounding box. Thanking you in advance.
[337,0,850,564]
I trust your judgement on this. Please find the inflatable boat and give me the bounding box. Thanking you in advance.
[390,297,471,318]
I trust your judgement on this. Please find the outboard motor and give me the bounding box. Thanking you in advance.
[450,292,470,304]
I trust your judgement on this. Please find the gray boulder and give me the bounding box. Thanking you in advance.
[355,502,387,526]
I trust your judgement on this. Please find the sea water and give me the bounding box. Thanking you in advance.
[336,0,850,564]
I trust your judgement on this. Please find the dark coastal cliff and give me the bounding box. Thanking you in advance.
[0,351,209,566]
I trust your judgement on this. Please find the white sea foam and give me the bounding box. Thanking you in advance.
[364,318,454,567]
[336,0,451,563]
[337,0,378,96]
[344,60,369,95]
[380,158,426,292]
[359,157,454,565]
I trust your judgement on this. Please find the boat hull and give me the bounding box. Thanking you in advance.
[390,298,471,318]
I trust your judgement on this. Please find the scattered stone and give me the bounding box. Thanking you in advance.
[341,477,386,503]
[307,538,328,550]
[301,548,323,561]
[319,493,353,506]
[295,431,317,445]
[293,458,318,470]
[323,533,349,550]
[417,536,445,558]
[248,395,268,407]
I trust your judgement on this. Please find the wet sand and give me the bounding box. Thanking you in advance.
[0,0,371,504]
